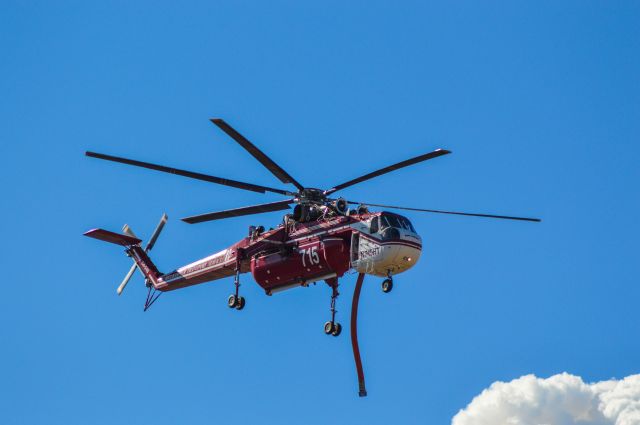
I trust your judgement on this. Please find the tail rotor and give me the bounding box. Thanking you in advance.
[117,213,168,295]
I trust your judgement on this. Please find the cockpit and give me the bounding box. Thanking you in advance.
[369,213,416,239]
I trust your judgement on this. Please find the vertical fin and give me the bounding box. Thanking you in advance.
[127,245,162,287]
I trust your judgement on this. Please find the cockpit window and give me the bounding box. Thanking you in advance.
[380,214,416,232]
[381,214,400,229]
[370,216,379,233]
[398,216,416,232]
[380,215,389,229]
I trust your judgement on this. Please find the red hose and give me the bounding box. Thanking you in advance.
[350,272,367,397]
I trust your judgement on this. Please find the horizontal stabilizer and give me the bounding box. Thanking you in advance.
[84,229,142,246]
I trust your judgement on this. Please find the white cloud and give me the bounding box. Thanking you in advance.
[452,373,640,425]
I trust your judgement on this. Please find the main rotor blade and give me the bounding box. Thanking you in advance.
[86,151,292,196]
[182,199,294,224]
[325,149,451,195]
[347,201,541,222]
[210,118,305,191]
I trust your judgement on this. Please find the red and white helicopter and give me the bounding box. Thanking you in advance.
[84,118,540,396]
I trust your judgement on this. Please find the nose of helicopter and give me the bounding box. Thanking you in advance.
[365,228,422,277]
[386,230,422,274]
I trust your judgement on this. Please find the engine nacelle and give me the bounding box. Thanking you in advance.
[251,237,350,295]
[333,198,349,215]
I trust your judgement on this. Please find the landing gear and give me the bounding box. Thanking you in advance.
[227,294,246,310]
[228,255,245,310]
[382,271,393,293]
[324,321,342,336]
[381,279,393,293]
[236,296,246,310]
[324,278,341,337]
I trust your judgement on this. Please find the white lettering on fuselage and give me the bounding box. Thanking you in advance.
[301,247,320,267]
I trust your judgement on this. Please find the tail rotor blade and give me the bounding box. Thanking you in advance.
[117,263,138,295]
[122,224,138,239]
[117,214,167,295]
[145,213,168,252]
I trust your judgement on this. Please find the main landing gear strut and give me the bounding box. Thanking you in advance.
[323,274,368,397]
[228,250,245,310]
[324,278,342,337]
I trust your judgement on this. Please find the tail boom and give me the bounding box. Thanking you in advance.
[157,248,239,291]
[85,228,239,292]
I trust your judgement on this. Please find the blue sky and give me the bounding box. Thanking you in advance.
[1,1,639,424]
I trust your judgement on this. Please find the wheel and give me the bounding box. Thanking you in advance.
[235,296,246,310]
[324,321,335,335]
[331,322,342,337]
[382,278,393,293]
[227,294,238,308]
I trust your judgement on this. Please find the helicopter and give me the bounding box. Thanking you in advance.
[84,118,540,396]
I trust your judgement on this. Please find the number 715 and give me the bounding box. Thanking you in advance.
[301,247,320,267]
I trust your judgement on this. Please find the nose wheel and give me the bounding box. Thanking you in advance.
[324,321,342,336]
[382,272,393,293]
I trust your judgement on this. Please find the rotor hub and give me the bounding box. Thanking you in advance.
[297,188,327,205]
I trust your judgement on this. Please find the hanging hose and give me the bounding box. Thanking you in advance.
[351,272,367,397]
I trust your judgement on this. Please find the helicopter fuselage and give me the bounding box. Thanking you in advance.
[145,211,421,294]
